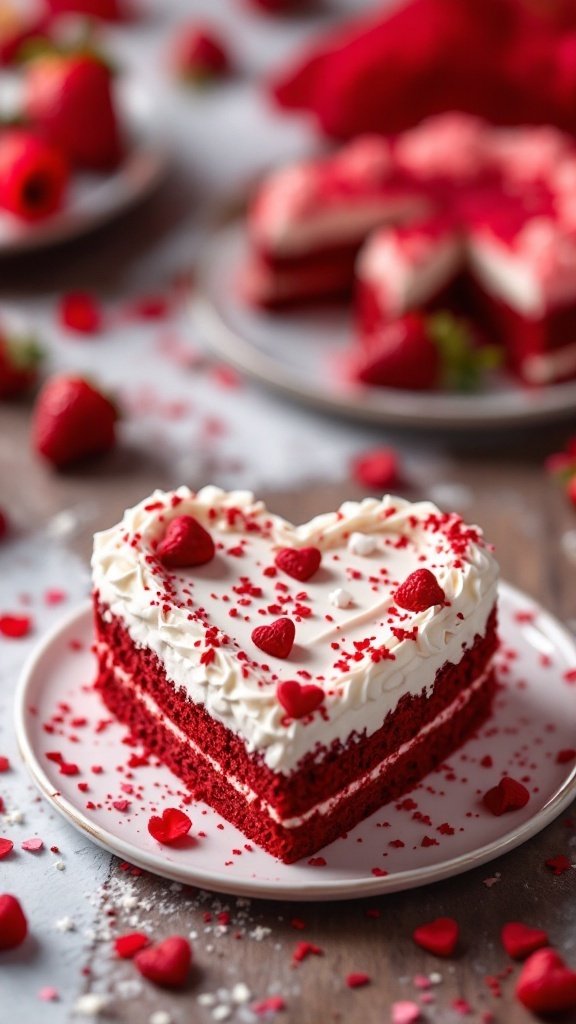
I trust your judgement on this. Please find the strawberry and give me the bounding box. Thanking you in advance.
[157,515,215,568]
[275,546,321,581]
[252,617,295,659]
[355,311,501,391]
[0,332,43,398]
[0,894,28,950]
[43,0,128,20]
[31,374,117,468]
[134,936,192,988]
[24,53,123,171]
[0,130,69,221]
[173,25,230,84]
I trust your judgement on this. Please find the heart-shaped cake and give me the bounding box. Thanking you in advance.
[92,486,498,862]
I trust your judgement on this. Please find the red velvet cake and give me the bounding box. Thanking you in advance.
[92,486,499,863]
[245,114,576,384]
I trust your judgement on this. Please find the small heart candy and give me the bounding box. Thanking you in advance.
[21,838,43,852]
[114,932,150,959]
[483,776,530,816]
[516,948,576,1014]
[276,680,324,719]
[0,894,28,950]
[252,617,295,659]
[147,808,192,845]
[275,546,321,581]
[501,922,549,960]
[157,515,215,568]
[413,917,459,957]
[0,838,13,859]
[134,935,192,988]
[391,1002,421,1024]
[394,569,445,612]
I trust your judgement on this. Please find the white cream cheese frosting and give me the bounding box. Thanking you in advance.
[92,487,499,774]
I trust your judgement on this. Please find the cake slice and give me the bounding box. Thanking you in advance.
[244,136,430,307]
[92,487,499,863]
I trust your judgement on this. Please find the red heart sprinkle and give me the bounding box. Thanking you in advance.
[0,838,14,859]
[114,932,150,959]
[516,949,576,1014]
[276,680,324,719]
[394,569,445,612]
[346,972,371,988]
[275,546,321,582]
[251,617,295,659]
[483,776,530,816]
[0,894,28,950]
[21,838,43,852]
[147,807,192,845]
[413,917,459,957]
[157,515,215,568]
[134,935,192,988]
[0,614,32,639]
[501,922,549,960]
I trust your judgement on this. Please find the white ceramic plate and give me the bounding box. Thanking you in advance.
[196,223,576,430]
[0,77,166,254]
[15,583,576,901]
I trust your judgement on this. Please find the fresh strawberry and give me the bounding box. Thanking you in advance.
[355,311,501,391]
[32,374,117,468]
[0,10,50,66]
[173,25,230,84]
[0,894,28,950]
[0,332,43,399]
[0,130,69,221]
[42,0,128,20]
[24,53,123,171]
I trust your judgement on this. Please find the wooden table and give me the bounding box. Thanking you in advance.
[2,396,576,1024]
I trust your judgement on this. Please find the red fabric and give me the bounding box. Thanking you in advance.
[270,0,576,139]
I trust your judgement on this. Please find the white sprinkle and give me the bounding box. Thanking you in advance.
[150,1013,172,1024]
[212,1007,231,1022]
[231,982,251,1004]
[54,860,65,871]
[169,882,182,892]
[348,532,378,556]
[116,979,143,999]
[74,993,111,1017]
[329,587,353,609]
[429,972,443,985]
[198,993,217,1006]
[4,810,24,825]
[250,926,271,941]
[121,895,139,910]
[55,916,75,932]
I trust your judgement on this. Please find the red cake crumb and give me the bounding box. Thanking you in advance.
[292,941,323,963]
[21,838,43,852]
[253,995,286,1014]
[545,854,572,875]
[0,757,9,772]
[0,839,14,859]
[556,748,576,763]
[59,292,102,335]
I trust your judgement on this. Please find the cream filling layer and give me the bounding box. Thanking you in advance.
[102,651,492,832]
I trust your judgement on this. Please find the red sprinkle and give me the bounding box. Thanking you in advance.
[0,838,14,859]
[0,757,10,772]
[114,932,149,959]
[292,940,323,963]
[545,854,572,875]
[346,972,371,988]
[0,614,32,639]
[59,292,102,335]
[352,447,400,490]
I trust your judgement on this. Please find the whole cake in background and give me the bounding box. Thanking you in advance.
[244,114,576,388]
[92,486,499,863]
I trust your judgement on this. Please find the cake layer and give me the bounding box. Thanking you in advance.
[92,488,499,776]
[94,601,497,820]
[95,650,496,863]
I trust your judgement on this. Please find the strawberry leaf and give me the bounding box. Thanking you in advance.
[427,311,502,392]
